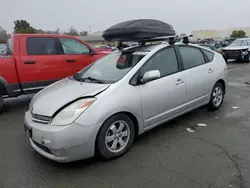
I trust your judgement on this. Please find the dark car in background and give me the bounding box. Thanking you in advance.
[222,38,250,62]
[199,44,222,54]
[214,38,235,49]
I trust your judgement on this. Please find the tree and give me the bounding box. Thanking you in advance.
[36,28,61,34]
[0,27,8,43]
[230,30,246,38]
[64,26,78,36]
[79,31,88,36]
[14,20,36,33]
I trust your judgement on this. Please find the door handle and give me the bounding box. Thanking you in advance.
[24,60,36,64]
[66,59,76,63]
[208,68,214,73]
[176,79,184,85]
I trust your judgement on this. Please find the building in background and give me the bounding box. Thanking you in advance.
[192,27,250,40]
[79,31,116,46]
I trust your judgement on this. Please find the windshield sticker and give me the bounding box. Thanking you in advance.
[132,51,149,56]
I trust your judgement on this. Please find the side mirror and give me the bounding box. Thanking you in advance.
[141,70,160,84]
[89,49,96,55]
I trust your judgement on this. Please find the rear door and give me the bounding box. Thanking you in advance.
[58,37,99,74]
[18,36,72,93]
[177,45,215,107]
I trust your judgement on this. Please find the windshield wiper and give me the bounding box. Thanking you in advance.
[73,73,82,81]
[73,73,105,84]
[83,77,105,84]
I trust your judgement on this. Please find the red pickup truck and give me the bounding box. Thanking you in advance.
[0,34,109,111]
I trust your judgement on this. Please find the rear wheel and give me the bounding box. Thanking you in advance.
[0,94,3,112]
[208,82,224,111]
[96,114,135,160]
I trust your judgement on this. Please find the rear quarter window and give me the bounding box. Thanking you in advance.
[201,49,214,62]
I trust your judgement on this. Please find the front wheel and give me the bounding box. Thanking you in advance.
[96,114,135,160]
[0,94,3,112]
[208,82,224,111]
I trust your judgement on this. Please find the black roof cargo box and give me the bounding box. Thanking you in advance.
[102,19,176,42]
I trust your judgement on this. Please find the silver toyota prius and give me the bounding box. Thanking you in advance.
[24,42,228,162]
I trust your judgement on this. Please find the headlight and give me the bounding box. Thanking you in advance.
[50,98,96,126]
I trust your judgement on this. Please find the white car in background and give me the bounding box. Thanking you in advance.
[222,38,250,62]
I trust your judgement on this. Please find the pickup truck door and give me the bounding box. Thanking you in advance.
[19,36,72,93]
[57,37,103,74]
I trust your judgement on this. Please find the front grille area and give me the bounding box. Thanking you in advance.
[226,50,240,58]
[32,140,52,154]
[31,113,52,124]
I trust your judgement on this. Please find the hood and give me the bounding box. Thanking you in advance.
[223,45,249,50]
[97,51,112,55]
[31,78,110,116]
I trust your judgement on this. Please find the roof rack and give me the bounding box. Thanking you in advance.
[116,34,193,50]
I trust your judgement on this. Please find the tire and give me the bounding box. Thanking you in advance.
[208,82,224,111]
[0,94,3,112]
[246,54,250,63]
[96,113,135,160]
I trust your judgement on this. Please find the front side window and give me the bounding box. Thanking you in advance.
[141,47,179,77]
[179,46,206,70]
[26,37,57,55]
[74,51,146,83]
[59,38,89,54]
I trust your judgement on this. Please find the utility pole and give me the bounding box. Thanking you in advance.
[88,26,92,35]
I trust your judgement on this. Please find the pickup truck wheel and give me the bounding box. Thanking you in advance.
[0,94,3,112]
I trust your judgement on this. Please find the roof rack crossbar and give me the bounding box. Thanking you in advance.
[116,34,193,49]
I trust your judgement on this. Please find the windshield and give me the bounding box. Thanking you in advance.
[74,51,147,84]
[230,39,244,46]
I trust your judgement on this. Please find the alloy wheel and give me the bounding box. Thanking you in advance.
[212,86,223,107]
[105,121,130,153]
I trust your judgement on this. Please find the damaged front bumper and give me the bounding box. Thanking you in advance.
[223,49,250,61]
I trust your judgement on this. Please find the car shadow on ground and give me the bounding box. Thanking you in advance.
[1,95,34,115]
[34,106,215,170]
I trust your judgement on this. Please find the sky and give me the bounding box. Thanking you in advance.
[1,0,250,34]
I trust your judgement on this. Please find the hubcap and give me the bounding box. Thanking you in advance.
[212,86,223,107]
[105,121,130,153]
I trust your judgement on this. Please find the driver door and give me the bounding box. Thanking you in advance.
[58,37,98,74]
[139,47,187,128]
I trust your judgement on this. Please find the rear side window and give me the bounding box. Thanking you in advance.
[26,37,58,55]
[179,46,206,70]
[201,49,214,62]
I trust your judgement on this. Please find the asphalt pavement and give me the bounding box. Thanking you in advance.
[1,62,250,188]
